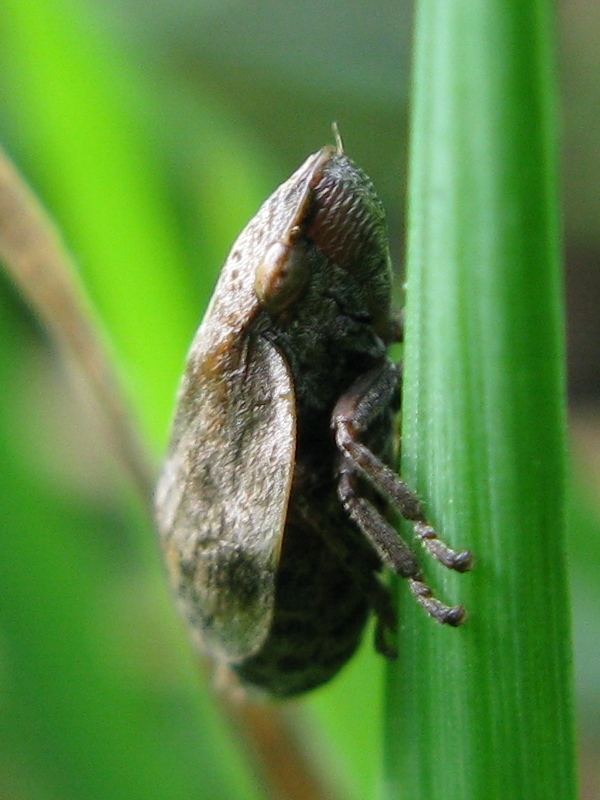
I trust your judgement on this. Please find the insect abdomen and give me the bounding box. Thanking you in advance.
[233,519,369,698]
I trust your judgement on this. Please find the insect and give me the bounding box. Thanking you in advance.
[155,132,472,698]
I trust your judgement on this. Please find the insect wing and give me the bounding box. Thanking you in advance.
[156,331,296,663]
[156,147,329,663]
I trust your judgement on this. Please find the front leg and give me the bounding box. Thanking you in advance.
[332,360,472,626]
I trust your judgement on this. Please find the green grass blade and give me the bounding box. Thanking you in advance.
[384,3,577,799]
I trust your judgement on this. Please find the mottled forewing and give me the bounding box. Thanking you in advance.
[155,148,333,662]
[156,333,295,663]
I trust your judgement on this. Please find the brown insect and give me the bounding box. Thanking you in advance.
[155,132,472,698]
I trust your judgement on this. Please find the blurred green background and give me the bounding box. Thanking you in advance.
[0,1,599,798]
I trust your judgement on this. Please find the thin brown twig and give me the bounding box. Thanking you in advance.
[0,143,155,506]
[222,697,345,800]
[0,142,346,800]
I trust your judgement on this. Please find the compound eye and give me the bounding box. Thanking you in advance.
[254,235,311,314]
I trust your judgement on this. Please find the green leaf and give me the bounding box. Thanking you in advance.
[384,3,577,799]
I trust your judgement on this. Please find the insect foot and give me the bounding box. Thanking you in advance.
[413,520,474,572]
[408,578,467,627]
[156,135,472,697]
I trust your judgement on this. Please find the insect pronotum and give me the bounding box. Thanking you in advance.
[155,132,472,698]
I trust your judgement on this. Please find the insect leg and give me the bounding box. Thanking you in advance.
[338,463,466,626]
[332,361,472,624]
[333,361,472,571]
